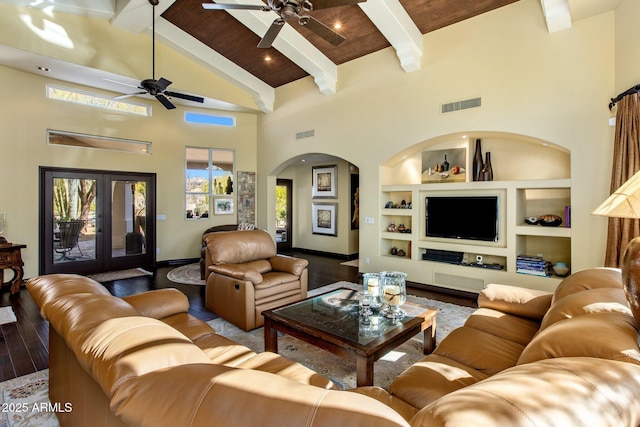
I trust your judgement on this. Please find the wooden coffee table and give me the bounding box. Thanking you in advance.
[262,288,438,387]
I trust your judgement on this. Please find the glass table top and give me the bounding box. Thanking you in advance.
[271,288,425,345]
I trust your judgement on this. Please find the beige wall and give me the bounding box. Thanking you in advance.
[0,66,258,279]
[615,0,640,92]
[257,0,622,284]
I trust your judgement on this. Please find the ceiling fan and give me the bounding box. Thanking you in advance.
[114,0,204,110]
[202,0,365,49]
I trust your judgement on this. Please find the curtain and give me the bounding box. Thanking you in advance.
[605,93,640,267]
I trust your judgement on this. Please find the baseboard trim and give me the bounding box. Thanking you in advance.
[291,248,358,261]
[156,258,199,268]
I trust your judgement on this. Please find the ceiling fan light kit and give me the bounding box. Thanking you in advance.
[202,0,364,48]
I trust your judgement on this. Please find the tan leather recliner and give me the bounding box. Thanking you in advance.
[204,229,308,331]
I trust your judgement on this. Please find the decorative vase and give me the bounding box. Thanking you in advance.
[473,139,484,181]
[481,152,493,181]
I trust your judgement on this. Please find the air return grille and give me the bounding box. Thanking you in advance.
[441,97,482,114]
[296,130,315,139]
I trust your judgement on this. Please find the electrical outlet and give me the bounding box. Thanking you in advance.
[365,257,370,264]
[364,217,374,224]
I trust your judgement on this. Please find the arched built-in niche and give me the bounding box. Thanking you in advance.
[381,131,570,186]
[372,131,571,294]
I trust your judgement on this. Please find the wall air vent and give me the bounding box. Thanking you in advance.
[441,97,482,114]
[296,130,315,140]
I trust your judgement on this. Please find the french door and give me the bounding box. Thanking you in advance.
[40,167,156,275]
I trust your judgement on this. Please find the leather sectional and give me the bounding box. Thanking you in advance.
[27,267,640,426]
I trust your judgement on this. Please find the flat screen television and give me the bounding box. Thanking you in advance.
[425,196,499,242]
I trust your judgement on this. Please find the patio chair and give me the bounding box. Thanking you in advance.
[54,220,85,260]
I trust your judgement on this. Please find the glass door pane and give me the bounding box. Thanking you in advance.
[53,177,97,264]
[111,180,147,257]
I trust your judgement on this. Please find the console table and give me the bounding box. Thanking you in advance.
[0,243,27,294]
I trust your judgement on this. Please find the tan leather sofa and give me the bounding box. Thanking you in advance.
[204,229,308,330]
[26,274,409,427]
[27,268,640,426]
[352,267,640,426]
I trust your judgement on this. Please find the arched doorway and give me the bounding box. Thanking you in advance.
[272,154,359,259]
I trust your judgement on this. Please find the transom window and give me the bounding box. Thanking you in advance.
[46,84,150,116]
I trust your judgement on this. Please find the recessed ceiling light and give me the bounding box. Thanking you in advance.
[264,55,272,62]
[37,66,51,72]
[334,22,342,29]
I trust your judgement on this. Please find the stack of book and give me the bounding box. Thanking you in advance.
[516,255,552,277]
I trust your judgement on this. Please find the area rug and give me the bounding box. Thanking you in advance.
[340,259,359,267]
[0,369,57,427]
[0,307,16,325]
[207,281,475,390]
[87,268,152,282]
[166,263,204,286]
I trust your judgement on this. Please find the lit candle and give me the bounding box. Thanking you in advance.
[367,276,379,298]
[384,285,402,305]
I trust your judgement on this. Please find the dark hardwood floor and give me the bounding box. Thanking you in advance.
[0,251,477,382]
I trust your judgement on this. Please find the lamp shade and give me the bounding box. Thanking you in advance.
[592,170,640,218]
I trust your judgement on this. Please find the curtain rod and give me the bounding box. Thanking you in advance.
[609,84,640,110]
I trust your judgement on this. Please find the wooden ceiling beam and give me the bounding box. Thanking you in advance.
[155,19,275,112]
[359,0,422,72]
[220,0,339,95]
[540,0,572,32]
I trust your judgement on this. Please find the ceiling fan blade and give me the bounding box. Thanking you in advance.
[312,0,366,10]
[155,77,172,91]
[113,92,146,100]
[164,91,205,103]
[304,16,346,46]
[156,94,176,110]
[102,78,141,89]
[257,20,285,48]
[202,2,269,11]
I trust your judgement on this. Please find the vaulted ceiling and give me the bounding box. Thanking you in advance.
[0,0,622,112]
[162,0,518,88]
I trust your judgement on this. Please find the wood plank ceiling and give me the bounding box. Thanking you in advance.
[162,0,519,88]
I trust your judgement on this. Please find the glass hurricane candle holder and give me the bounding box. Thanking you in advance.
[358,290,373,318]
[362,272,382,309]
[380,271,407,320]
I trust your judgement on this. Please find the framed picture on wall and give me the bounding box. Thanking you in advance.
[312,165,337,198]
[312,203,337,236]
[214,198,234,215]
[421,148,467,183]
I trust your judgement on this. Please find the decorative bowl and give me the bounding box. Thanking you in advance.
[553,263,570,277]
[525,216,538,225]
[538,214,562,227]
